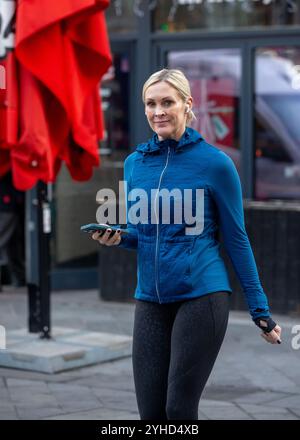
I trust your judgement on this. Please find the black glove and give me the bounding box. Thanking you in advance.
[254,316,277,333]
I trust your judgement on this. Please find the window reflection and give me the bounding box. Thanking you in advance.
[168,49,241,168]
[105,0,137,33]
[153,0,300,32]
[100,53,130,161]
[255,47,300,200]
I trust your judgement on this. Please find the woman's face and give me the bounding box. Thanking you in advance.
[144,81,192,141]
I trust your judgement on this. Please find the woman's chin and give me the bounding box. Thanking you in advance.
[155,128,172,140]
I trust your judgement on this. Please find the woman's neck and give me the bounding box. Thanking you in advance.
[157,127,186,142]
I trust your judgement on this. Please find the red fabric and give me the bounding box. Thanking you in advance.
[0,0,112,190]
[0,51,19,148]
[11,65,61,188]
[0,49,19,176]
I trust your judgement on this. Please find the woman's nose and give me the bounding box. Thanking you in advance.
[154,107,166,116]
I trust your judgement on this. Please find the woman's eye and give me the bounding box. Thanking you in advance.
[146,100,173,109]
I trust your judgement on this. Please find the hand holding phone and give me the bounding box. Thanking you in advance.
[80,223,128,239]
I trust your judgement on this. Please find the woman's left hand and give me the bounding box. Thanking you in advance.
[260,323,282,344]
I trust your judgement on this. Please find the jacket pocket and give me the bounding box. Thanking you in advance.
[137,241,156,295]
[159,240,193,297]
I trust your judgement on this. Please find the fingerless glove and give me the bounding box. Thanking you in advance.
[254,317,277,333]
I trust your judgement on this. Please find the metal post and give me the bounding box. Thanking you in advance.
[26,181,52,339]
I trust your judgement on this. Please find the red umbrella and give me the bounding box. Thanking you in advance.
[1,0,112,190]
[0,0,112,338]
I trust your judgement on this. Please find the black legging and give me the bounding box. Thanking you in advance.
[132,291,229,420]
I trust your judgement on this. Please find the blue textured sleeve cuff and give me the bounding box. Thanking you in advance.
[116,226,138,250]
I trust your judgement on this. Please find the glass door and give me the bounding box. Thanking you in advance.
[158,37,300,201]
[254,45,300,200]
[168,48,242,172]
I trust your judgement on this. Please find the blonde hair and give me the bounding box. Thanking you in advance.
[142,68,196,125]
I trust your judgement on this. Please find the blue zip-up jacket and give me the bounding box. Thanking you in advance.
[118,127,270,321]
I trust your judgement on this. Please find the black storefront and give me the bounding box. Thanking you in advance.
[51,0,300,315]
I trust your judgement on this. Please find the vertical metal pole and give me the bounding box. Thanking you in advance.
[26,185,40,333]
[38,181,51,339]
[26,181,51,339]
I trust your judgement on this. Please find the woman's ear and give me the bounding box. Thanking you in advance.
[187,96,193,111]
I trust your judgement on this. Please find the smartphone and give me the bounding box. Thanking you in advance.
[80,223,128,238]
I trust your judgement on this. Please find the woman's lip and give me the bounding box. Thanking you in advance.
[154,121,169,124]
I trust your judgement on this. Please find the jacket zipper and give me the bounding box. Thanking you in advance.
[154,146,171,303]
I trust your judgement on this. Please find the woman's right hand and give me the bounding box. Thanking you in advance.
[92,228,122,246]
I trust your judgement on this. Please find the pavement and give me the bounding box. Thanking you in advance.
[0,286,299,420]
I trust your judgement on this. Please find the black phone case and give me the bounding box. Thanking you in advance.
[80,224,126,238]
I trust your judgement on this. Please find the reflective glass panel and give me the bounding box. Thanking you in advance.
[255,47,300,200]
[153,0,300,32]
[168,49,241,170]
[105,0,137,33]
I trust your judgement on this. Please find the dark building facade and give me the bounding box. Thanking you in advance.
[51,0,300,314]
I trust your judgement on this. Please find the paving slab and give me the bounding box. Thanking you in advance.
[43,408,139,420]
[252,413,299,420]
[0,327,132,373]
[262,395,300,409]
[199,402,253,420]
[0,288,299,420]
[233,391,293,405]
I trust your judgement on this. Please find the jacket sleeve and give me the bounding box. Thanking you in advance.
[116,153,138,250]
[209,151,270,321]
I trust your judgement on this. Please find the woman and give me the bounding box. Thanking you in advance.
[92,69,282,420]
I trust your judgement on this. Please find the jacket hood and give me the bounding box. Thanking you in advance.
[135,127,203,155]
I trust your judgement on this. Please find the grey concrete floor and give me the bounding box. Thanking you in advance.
[0,287,299,420]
